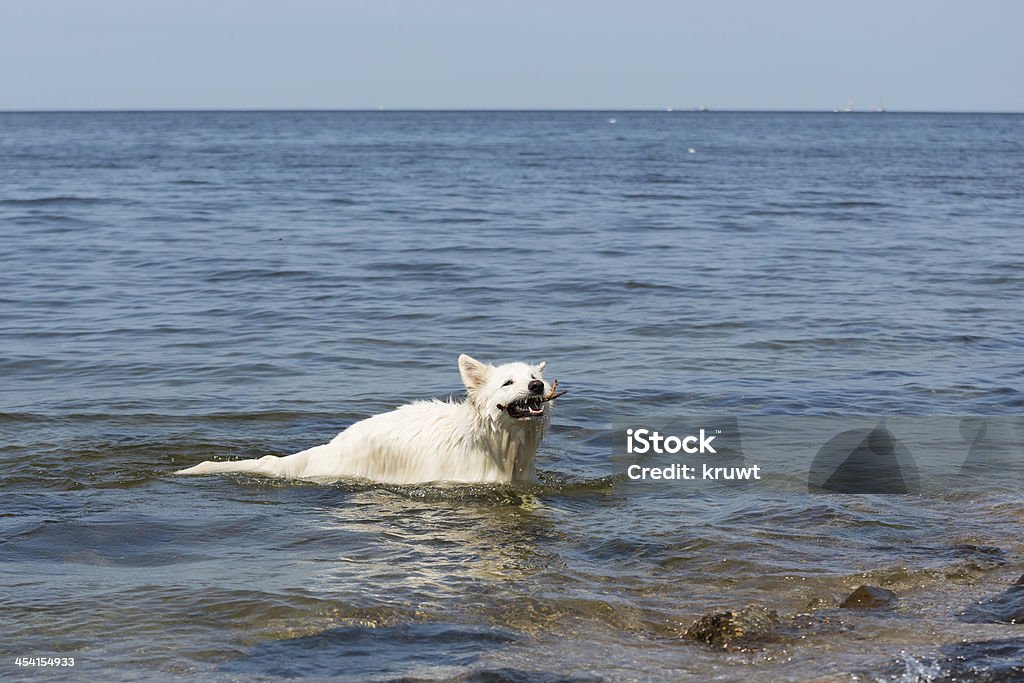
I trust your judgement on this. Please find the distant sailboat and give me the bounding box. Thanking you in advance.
[834,99,854,113]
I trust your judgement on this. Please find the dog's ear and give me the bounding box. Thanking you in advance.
[535,361,547,373]
[458,354,488,393]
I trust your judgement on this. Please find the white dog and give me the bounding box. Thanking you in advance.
[176,354,559,485]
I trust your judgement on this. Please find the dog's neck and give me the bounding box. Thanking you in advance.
[493,421,545,481]
[463,396,547,482]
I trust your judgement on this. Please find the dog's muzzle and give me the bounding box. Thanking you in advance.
[502,396,546,419]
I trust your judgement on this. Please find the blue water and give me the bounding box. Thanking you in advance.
[2,111,1024,682]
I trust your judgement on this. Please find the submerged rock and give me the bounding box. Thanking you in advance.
[685,606,781,649]
[960,578,1024,624]
[885,638,1024,682]
[840,585,896,609]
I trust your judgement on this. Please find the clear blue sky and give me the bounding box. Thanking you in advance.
[2,0,1021,111]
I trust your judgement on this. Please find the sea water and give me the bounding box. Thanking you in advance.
[2,111,1023,681]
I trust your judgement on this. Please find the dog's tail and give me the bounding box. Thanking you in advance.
[175,453,299,478]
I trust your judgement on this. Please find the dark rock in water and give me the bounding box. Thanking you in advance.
[948,544,1008,572]
[1015,574,1024,586]
[937,638,1024,682]
[960,583,1024,624]
[686,606,781,649]
[879,639,1024,682]
[840,585,896,609]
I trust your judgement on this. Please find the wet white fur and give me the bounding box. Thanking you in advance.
[175,355,552,485]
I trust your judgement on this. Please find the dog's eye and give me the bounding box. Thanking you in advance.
[502,379,514,387]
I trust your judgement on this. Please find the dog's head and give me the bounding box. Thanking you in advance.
[459,354,553,425]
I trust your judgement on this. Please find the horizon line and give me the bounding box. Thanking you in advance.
[1,107,1022,115]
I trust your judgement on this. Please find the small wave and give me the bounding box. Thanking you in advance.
[0,195,102,206]
[420,216,488,224]
[827,200,891,208]
[622,193,693,201]
[224,622,516,679]
[622,280,683,291]
[205,268,316,282]
[7,213,92,226]
[366,261,468,276]
[0,518,253,567]
[302,472,616,506]
[636,173,690,185]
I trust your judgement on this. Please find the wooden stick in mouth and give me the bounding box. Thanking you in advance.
[497,380,567,410]
[540,379,566,402]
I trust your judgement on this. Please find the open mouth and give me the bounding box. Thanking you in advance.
[504,396,546,419]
